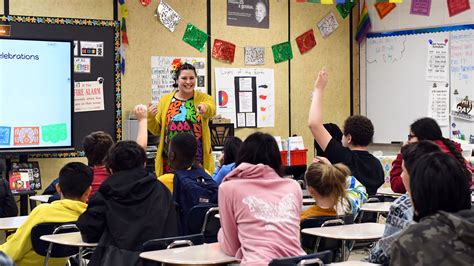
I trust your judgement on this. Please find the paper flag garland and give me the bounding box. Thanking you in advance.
[140,0,151,7]
[212,39,236,63]
[318,12,339,38]
[120,4,128,19]
[182,23,208,52]
[272,42,293,63]
[356,0,371,43]
[157,0,182,32]
[296,29,316,54]
[448,0,471,17]
[245,47,265,65]
[121,18,129,45]
[336,1,356,19]
[374,2,397,19]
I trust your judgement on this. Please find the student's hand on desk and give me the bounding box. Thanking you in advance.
[196,104,207,115]
[313,156,331,165]
[133,104,148,120]
[147,103,158,116]
[314,67,329,91]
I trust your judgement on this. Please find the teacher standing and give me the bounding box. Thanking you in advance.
[148,62,216,176]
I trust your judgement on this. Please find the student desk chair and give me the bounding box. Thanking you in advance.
[302,223,385,262]
[40,232,97,266]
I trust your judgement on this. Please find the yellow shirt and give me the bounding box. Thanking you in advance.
[158,168,212,194]
[0,199,87,266]
[300,205,337,221]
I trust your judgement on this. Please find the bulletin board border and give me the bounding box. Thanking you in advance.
[367,24,474,38]
[0,15,122,158]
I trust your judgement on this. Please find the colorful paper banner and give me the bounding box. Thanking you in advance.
[182,23,208,52]
[296,29,317,54]
[272,42,293,63]
[212,39,236,63]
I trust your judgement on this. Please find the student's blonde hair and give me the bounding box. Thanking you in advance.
[304,162,350,205]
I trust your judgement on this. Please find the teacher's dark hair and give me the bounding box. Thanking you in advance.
[172,63,198,88]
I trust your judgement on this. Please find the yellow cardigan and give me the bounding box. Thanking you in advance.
[148,90,216,176]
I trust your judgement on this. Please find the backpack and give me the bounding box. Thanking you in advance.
[173,165,218,233]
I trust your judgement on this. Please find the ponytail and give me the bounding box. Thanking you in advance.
[305,162,349,205]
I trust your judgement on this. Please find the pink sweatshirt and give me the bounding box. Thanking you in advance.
[218,163,306,265]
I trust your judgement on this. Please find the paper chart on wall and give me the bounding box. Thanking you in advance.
[427,82,449,126]
[74,78,105,112]
[215,68,275,128]
[426,39,449,82]
[150,56,206,103]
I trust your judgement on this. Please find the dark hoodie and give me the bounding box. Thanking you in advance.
[390,209,474,265]
[77,167,178,265]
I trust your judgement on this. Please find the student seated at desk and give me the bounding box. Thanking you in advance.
[300,157,367,221]
[308,68,384,196]
[390,152,473,265]
[367,140,441,264]
[0,162,93,266]
[212,136,242,185]
[77,141,178,266]
[218,132,305,265]
[390,117,473,193]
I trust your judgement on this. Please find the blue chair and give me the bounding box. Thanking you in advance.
[300,214,354,262]
[269,250,333,265]
[30,223,80,266]
[186,204,220,243]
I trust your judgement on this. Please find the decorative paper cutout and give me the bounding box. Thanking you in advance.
[0,126,11,145]
[296,29,317,54]
[42,124,68,143]
[389,0,403,3]
[356,0,371,43]
[272,42,293,64]
[374,2,397,19]
[156,0,182,32]
[14,127,40,146]
[121,18,129,45]
[212,39,236,63]
[336,1,356,19]
[245,47,265,65]
[448,0,470,17]
[318,12,339,39]
[120,5,128,19]
[410,0,431,16]
[321,0,334,4]
[140,0,151,7]
[182,23,208,52]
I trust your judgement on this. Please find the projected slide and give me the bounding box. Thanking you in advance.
[0,38,72,150]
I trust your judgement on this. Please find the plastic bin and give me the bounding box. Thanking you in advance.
[280,149,307,166]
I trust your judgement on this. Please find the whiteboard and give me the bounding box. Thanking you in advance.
[366,25,474,144]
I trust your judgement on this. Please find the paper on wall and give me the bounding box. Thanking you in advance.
[80,41,104,57]
[426,39,449,82]
[74,57,91,73]
[74,77,105,112]
[427,82,449,126]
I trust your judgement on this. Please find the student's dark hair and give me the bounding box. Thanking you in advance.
[236,132,283,176]
[170,133,197,170]
[400,140,441,173]
[58,162,93,199]
[409,152,471,222]
[105,141,146,172]
[315,123,342,156]
[343,115,374,147]
[172,63,197,88]
[223,137,243,165]
[410,117,468,173]
[305,162,349,204]
[82,131,114,167]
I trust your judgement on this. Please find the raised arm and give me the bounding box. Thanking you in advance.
[132,104,148,149]
[308,68,333,151]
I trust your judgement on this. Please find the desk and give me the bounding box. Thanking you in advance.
[40,232,97,266]
[302,223,385,261]
[303,198,315,205]
[30,195,52,203]
[140,242,235,265]
[361,202,391,213]
[12,190,37,215]
[376,187,402,198]
[302,190,311,198]
[0,216,28,230]
[329,261,379,265]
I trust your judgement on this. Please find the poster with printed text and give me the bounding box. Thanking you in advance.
[215,67,275,128]
[428,82,449,126]
[80,41,104,57]
[74,78,105,112]
[227,0,269,29]
[151,56,206,104]
[426,40,449,82]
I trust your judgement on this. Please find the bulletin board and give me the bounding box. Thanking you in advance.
[2,15,121,157]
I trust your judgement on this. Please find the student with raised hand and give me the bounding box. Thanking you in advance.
[0,162,93,266]
[390,117,473,193]
[308,68,384,195]
[218,132,305,265]
[367,140,441,264]
[147,62,216,176]
[390,152,473,265]
[301,156,367,221]
[77,141,178,266]
[212,136,242,185]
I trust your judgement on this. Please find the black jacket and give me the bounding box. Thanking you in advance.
[0,177,17,217]
[77,167,178,265]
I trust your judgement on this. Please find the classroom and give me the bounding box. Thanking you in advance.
[0,0,473,265]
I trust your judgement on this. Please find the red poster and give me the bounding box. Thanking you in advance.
[374,2,397,19]
[447,0,470,17]
[296,29,317,54]
[212,39,236,63]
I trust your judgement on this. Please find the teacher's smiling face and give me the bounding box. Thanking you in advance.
[177,69,196,96]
